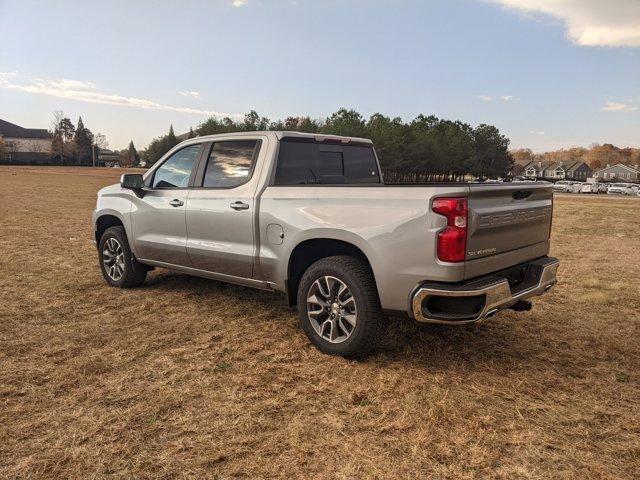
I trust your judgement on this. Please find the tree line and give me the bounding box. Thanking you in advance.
[48,111,109,165]
[46,112,146,167]
[143,109,514,182]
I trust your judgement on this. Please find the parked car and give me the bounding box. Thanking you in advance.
[608,183,630,195]
[553,181,572,193]
[569,182,583,193]
[93,131,559,358]
[598,183,609,193]
[580,183,599,194]
[624,184,640,195]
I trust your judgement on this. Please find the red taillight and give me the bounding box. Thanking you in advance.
[432,197,468,263]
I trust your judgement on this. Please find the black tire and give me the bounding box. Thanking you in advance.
[98,226,147,288]
[297,255,386,358]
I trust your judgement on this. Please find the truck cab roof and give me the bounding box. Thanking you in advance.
[188,130,373,146]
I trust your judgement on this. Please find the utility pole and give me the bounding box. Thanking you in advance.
[92,143,96,167]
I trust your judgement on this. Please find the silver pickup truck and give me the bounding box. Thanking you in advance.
[93,131,558,357]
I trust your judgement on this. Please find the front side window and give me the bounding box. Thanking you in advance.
[152,144,201,188]
[202,140,259,188]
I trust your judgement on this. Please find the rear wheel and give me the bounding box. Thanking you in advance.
[98,226,147,288]
[297,256,385,358]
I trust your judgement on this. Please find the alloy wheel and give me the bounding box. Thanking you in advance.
[102,237,125,281]
[307,276,357,343]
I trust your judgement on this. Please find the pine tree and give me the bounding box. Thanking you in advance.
[74,116,94,165]
[127,141,139,167]
[143,125,180,166]
[187,127,195,139]
[51,130,64,164]
[167,125,178,149]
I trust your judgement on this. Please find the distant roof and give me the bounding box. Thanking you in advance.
[523,160,554,170]
[565,161,590,173]
[523,160,586,172]
[98,149,119,160]
[595,163,640,174]
[0,119,50,139]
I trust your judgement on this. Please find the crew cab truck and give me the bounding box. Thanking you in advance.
[93,131,559,358]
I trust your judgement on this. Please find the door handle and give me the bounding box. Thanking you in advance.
[230,201,249,211]
[169,199,184,207]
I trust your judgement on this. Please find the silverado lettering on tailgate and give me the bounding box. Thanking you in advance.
[477,206,552,228]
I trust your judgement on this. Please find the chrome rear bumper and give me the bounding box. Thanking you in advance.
[412,257,559,324]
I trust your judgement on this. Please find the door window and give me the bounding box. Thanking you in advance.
[202,140,259,188]
[152,144,201,188]
[274,139,381,185]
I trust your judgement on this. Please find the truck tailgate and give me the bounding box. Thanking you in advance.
[464,183,553,279]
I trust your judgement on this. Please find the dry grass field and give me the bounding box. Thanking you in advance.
[1,166,638,479]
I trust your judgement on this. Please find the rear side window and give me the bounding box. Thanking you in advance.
[202,140,259,188]
[274,140,381,185]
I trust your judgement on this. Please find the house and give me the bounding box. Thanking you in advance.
[523,159,592,180]
[564,161,592,180]
[543,162,566,179]
[98,149,121,167]
[523,160,551,178]
[542,160,592,180]
[0,119,52,164]
[593,164,640,182]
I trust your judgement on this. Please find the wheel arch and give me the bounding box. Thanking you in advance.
[286,238,377,307]
[95,213,126,245]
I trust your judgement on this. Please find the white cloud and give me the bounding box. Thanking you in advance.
[47,78,97,90]
[0,72,240,118]
[488,0,640,47]
[529,130,545,135]
[178,90,200,98]
[0,71,18,84]
[601,101,638,112]
[477,94,518,102]
[232,0,248,6]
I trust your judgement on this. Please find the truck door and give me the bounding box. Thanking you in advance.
[130,143,203,266]
[185,138,263,278]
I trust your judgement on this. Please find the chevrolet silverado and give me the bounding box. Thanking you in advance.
[93,131,559,357]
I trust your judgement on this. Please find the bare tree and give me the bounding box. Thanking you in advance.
[50,110,64,133]
[91,132,109,167]
[27,140,46,153]
[5,140,19,152]
[93,133,109,150]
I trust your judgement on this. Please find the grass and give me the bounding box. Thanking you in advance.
[1,166,638,479]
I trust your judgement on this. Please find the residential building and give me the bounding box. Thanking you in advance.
[593,164,640,182]
[0,118,52,164]
[98,149,120,167]
[522,160,592,180]
[565,161,592,180]
[523,160,550,178]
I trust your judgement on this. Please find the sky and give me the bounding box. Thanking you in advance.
[0,0,638,152]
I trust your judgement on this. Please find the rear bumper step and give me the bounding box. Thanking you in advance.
[411,257,559,324]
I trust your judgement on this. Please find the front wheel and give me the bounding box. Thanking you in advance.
[98,226,147,288]
[297,256,386,358]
